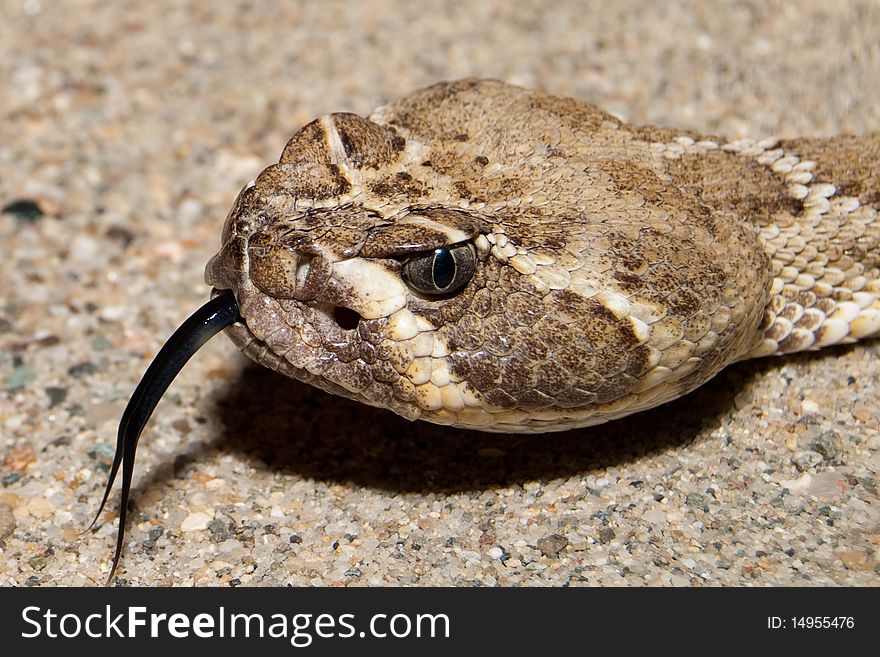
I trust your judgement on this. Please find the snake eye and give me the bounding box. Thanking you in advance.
[402,242,476,297]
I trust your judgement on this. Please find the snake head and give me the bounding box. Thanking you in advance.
[205,81,770,433]
[205,111,502,427]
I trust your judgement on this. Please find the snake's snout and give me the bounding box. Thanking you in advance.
[204,234,249,294]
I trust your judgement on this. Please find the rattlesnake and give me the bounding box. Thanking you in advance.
[206,78,880,432]
[97,78,880,580]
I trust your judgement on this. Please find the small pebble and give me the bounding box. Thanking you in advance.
[171,418,191,434]
[208,518,231,541]
[4,366,36,390]
[536,534,569,556]
[792,450,823,472]
[45,386,68,408]
[837,551,872,571]
[686,493,708,510]
[37,334,60,347]
[598,527,616,544]
[86,443,116,464]
[809,431,839,461]
[2,199,44,222]
[67,362,98,378]
[786,472,849,500]
[642,509,667,525]
[4,443,36,472]
[180,511,213,532]
[91,334,112,351]
[1,472,24,487]
[105,225,136,246]
[0,503,15,539]
[28,556,47,571]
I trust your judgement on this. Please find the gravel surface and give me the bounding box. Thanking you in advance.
[1,0,878,586]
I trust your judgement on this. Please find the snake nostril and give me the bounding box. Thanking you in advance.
[332,305,362,330]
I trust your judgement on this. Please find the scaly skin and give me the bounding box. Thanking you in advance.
[205,79,880,433]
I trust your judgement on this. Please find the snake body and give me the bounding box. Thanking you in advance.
[204,79,880,433]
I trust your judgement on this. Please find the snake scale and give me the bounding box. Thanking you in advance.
[98,79,879,580]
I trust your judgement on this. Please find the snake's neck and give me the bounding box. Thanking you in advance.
[651,130,880,359]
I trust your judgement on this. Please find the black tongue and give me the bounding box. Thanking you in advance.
[88,290,243,585]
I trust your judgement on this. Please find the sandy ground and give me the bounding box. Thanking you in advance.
[0,0,878,586]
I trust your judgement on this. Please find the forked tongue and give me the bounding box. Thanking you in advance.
[88,290,242,585]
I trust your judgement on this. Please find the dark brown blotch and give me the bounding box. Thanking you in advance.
[331,112,406,170]
[369,171,427,198]
[664,150,802,227]
[781,134,880,206]
[449,349,499,392]
[254,161,351,202]
[593,372,639,404]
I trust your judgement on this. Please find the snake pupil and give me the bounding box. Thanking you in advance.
[401,241,476,297]
[432,247,455,289]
